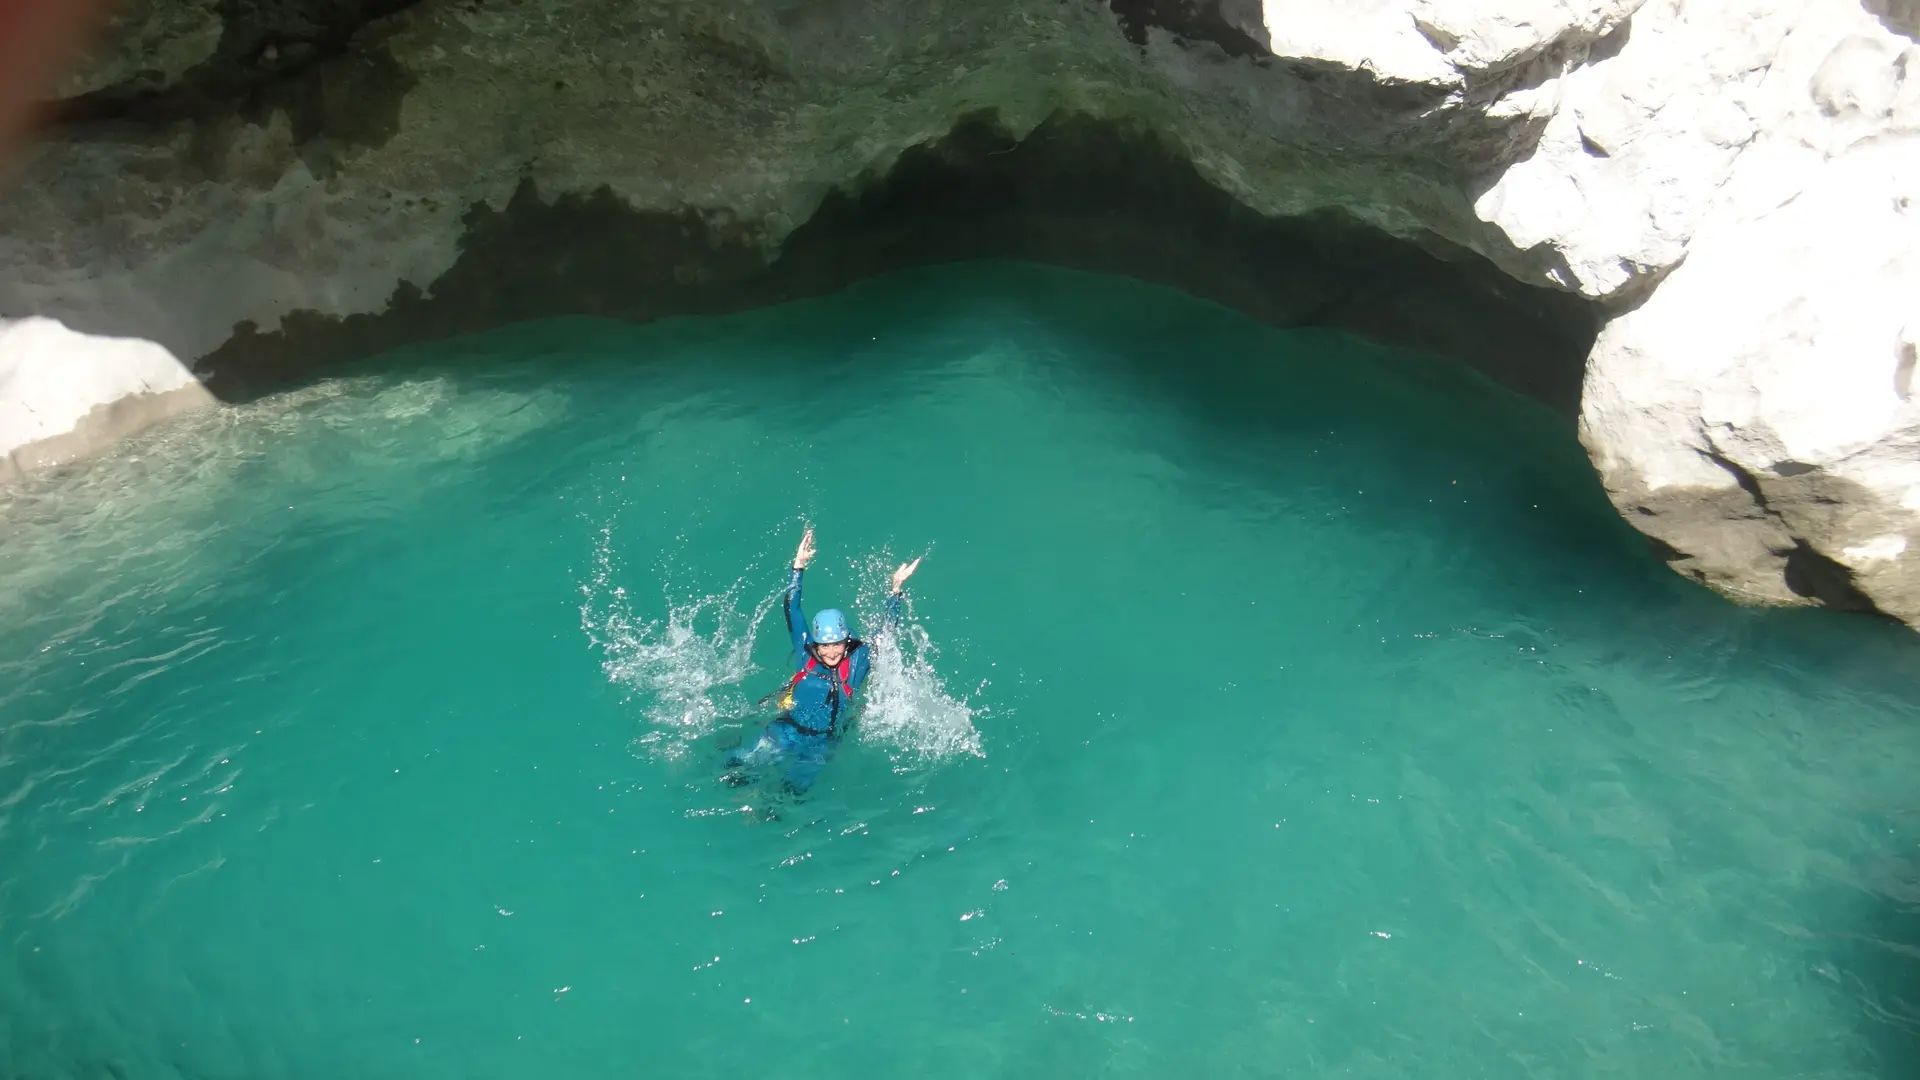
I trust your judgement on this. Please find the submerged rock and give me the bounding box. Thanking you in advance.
[0,0,1915,625]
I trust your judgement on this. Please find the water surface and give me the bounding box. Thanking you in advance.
[1,261,1917,1079]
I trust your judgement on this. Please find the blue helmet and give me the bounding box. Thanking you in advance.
[810,608,852,645]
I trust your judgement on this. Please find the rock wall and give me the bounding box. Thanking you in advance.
[1,0,1917,625]
[1,0,1582,366]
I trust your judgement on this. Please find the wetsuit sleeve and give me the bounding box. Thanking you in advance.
[784,567,808,660]
[849,642,873,694]
[847,592,902,695]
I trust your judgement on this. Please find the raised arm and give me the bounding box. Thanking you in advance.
[785,528,817,660]
[880,556,921,636]
[848,556,921,696]
[784,567,809,660]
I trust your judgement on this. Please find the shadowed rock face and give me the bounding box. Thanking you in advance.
[4,0,1588,368]
[54,0,419,112]
[1107,0,1270,56]
[1601,450,1920,623]
[198,110,1599,409]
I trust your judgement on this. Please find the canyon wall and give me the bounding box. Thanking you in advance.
[3,0,1916,623]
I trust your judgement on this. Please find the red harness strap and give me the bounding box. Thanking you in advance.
[789,654,854,700]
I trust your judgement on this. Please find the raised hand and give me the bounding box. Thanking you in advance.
[793,527,817,570]
[890,556,922,594]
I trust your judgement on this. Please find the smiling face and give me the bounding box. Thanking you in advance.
[813,640,848,666]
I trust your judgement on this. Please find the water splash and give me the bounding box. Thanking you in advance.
[577,523,782,759]
[852,553,984,764]
[579,532,983,765]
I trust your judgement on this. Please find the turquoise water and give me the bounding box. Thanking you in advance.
[2,261,1918,1078]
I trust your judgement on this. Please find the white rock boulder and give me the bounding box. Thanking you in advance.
[1578,11,1920,617]
[0,317,215,484]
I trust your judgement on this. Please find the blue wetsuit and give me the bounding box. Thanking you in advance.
[728,568,903,792]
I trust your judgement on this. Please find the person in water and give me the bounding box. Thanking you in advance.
[724,527,922,793]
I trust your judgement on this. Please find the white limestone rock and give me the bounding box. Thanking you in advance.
[1472,0,1773,298]
[1272,0,1920,618]
[1470,0,1916,300]
[1262,0,1463,83]
[0,317,215,484]
[1408,0,1641,75]
[1579,19,1920,616]
[1262,0,1640,83]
